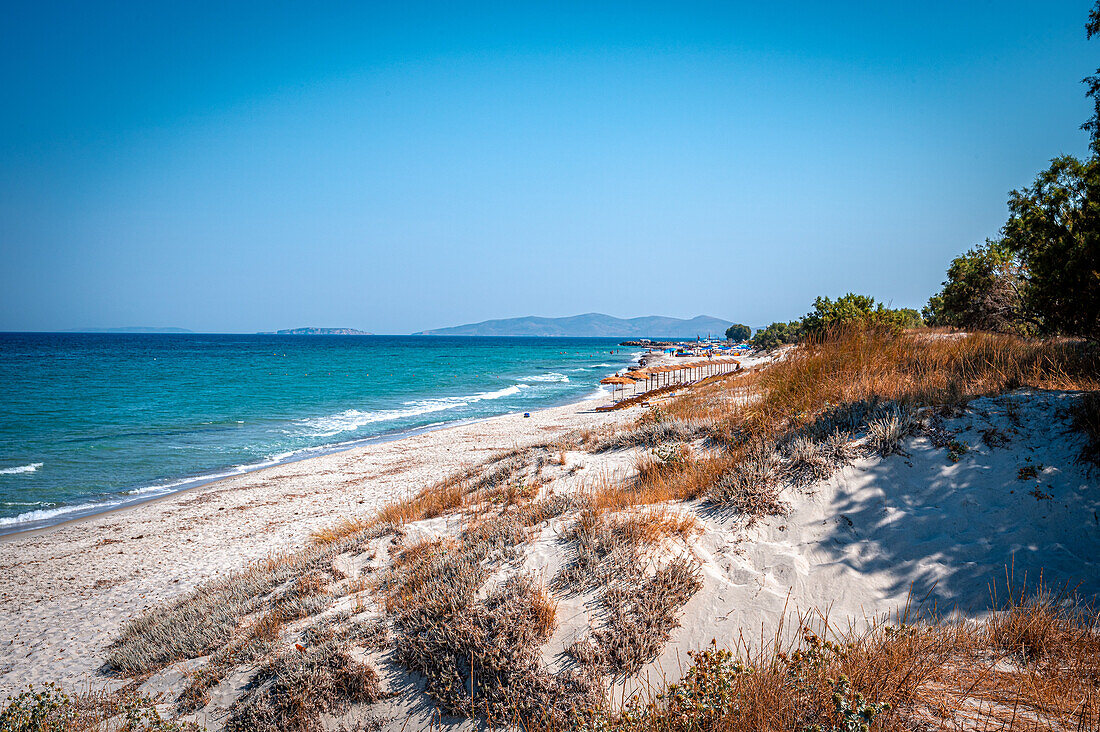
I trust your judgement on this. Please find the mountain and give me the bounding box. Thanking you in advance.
[272,327,373,335]
[65,326,193,333]
[413,313,735,338]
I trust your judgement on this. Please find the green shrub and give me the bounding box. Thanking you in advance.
[803,675,891,732]
[724,323,752,342]
[0,685,71,732]
[0,684,189,732]
[1002,155,1100,341]
[924,239,1029,333]
[750,320,803,350]
[801,294,914,336]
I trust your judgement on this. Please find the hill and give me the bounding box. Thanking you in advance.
[413,313,734,338]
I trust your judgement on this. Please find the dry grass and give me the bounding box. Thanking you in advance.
[708,441,788,523]
[515,493,577,526]
[569,558,702,676]
[576,586,1100,732]
[309,517,373,545]
[661,330,1098,442]
[175,592,335,713]
[226,640,384,732]
[866,403,918,456]
[380,535,596,725]
[595,329,1099,522]
[531,585,560,637]
[554,505,704,679]
[357,447,537,529]
[595,417,705,452]
[625,507,700,544]
[107,524,389,677]
[374,475,468,525]
[737,330,1099,442]
[554,506,698,595]
[106,561,291,675]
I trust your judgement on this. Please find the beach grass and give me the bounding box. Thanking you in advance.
[580,583,1100,732]
[69,326,1100,730]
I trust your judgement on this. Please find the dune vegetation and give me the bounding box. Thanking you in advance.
[7,321,1096,732]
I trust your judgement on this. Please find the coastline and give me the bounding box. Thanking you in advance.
[0,390,607,542]
[0,389,642,695]
[0,371,628,539]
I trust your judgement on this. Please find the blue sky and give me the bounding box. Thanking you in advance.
[0,1,1094,333]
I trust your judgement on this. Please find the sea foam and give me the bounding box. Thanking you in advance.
[0,463,43,476]
[0,499,123,528]
[297,384,526,437]
[523,372,570,382]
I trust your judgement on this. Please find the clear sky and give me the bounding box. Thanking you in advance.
[0,1,1094,333]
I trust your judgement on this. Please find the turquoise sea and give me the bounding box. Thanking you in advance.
[0,334,638,534]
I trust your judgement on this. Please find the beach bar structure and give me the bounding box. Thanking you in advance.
[599,357,742,404]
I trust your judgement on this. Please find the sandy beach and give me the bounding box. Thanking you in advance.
[0,393,640,696]
[2,343,1098,731]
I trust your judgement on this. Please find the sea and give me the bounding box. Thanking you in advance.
[0,333,639,534]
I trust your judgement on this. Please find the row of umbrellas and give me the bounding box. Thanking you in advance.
[600,357,742,399]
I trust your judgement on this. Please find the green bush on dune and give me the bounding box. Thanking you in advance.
[750,295,923,351]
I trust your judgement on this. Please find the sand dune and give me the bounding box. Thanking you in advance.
[2,370,1096,731]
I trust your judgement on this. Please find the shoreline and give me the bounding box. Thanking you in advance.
[0,392,605,543]
[0,373,626,539]
[0,388,644,695]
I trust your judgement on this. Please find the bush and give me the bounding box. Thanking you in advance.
[752,296,923,351]
[226,642,383,732]
[801,294,915,336]
[725,323,752,342]
[0,684,189,732]
[1002,155,1100,341]
[750,320,804,350]
[925,238,1029,333]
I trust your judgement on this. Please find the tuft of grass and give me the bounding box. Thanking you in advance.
[226,640,384,732]
[309,517,372,546]
[554,507,699,595]
[367,447,537,527]
[530,585,559,637]
[867,404,916,456]
[569,557,702,676]
[594,418,705,453]
[707,441,787,523]
[106,562,292,676]
[107,525,390,677]
[382,536,594,724]
[515,493,577,526]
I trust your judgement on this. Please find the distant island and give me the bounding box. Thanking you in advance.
[64,327,193,334]
[413,313,735,338]
[270,327,374,336]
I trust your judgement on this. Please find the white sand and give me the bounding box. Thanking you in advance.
[0,396,639,696]
[3,360,1096,731]
[621,389,1100,697]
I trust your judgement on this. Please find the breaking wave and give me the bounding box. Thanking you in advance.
[522,372,569,382]
[297,385,526,438]
[0,463,43,476]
